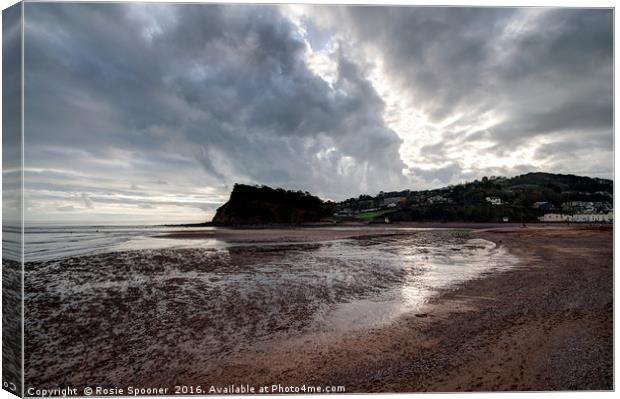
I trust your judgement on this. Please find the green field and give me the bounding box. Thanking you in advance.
[354,209,396,220]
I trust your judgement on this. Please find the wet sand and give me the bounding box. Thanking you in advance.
[157,222,575,241]
[198,225,612,392]
[157,227,410,241]
[2,259,22,396]
[24,225,612,393]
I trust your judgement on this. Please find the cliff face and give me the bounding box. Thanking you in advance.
[212,184,328,225]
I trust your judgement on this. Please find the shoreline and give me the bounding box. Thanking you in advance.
[156,222,602,241]
[164,221,610,228]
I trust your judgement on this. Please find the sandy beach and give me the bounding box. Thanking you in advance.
[195,225,613,392]
[23,224,612,393]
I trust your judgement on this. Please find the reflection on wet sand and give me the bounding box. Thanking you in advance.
[25,230,517,389]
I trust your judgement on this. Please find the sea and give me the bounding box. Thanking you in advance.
[12,223,217,262]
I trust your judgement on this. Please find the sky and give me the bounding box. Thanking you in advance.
[20,2,613,223]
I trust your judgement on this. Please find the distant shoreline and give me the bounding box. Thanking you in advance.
[162,221,566,228]
[155,222,609,241]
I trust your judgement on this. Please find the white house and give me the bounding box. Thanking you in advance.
[538,213,571,222]
[485,197,502,205]
[541,212,614,223]
[570,213,613,223]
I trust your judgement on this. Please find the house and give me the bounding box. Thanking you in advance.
[539,212,614,223]
[334,208,354,217]
[538,213,571,222]
[562,201,595,213]
[485,197,502,205]
[593,201,613,212]
[382,196,405,207]
[532,201,554,211]
[570,213,613,223]
[428,195,449,204]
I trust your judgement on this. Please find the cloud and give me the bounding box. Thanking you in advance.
[80,193,95,209]
[21,3,613,223]
[24,2,408,223]
[314,6,613,184]
[408,163,462,186]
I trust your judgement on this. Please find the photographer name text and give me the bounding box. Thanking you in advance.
[26,384,346,396]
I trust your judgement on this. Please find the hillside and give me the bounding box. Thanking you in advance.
[211,184,332,225]
[336,172,613,223]
[211,173,613,225]
[506,172,611,192]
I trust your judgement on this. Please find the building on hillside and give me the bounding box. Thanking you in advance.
[540,212,613,223]
[593,201,613,212]
[333,208,354,217]
[532,201,554,211]
[428,195,449,204]
[562,201,595,213]
[570,213,613,223]
[485,196,502,205]
[382,196,405,207]
[538,213,571,222]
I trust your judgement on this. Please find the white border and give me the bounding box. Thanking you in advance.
[0,2,616,399]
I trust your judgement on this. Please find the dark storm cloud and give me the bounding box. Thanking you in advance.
[339,7,518,121]
[340,7,612,124]
[24,2,407,204]
[485,9,613,145]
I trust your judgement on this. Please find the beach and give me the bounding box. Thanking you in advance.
[23,225,612,393]
[270,225,613,392]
